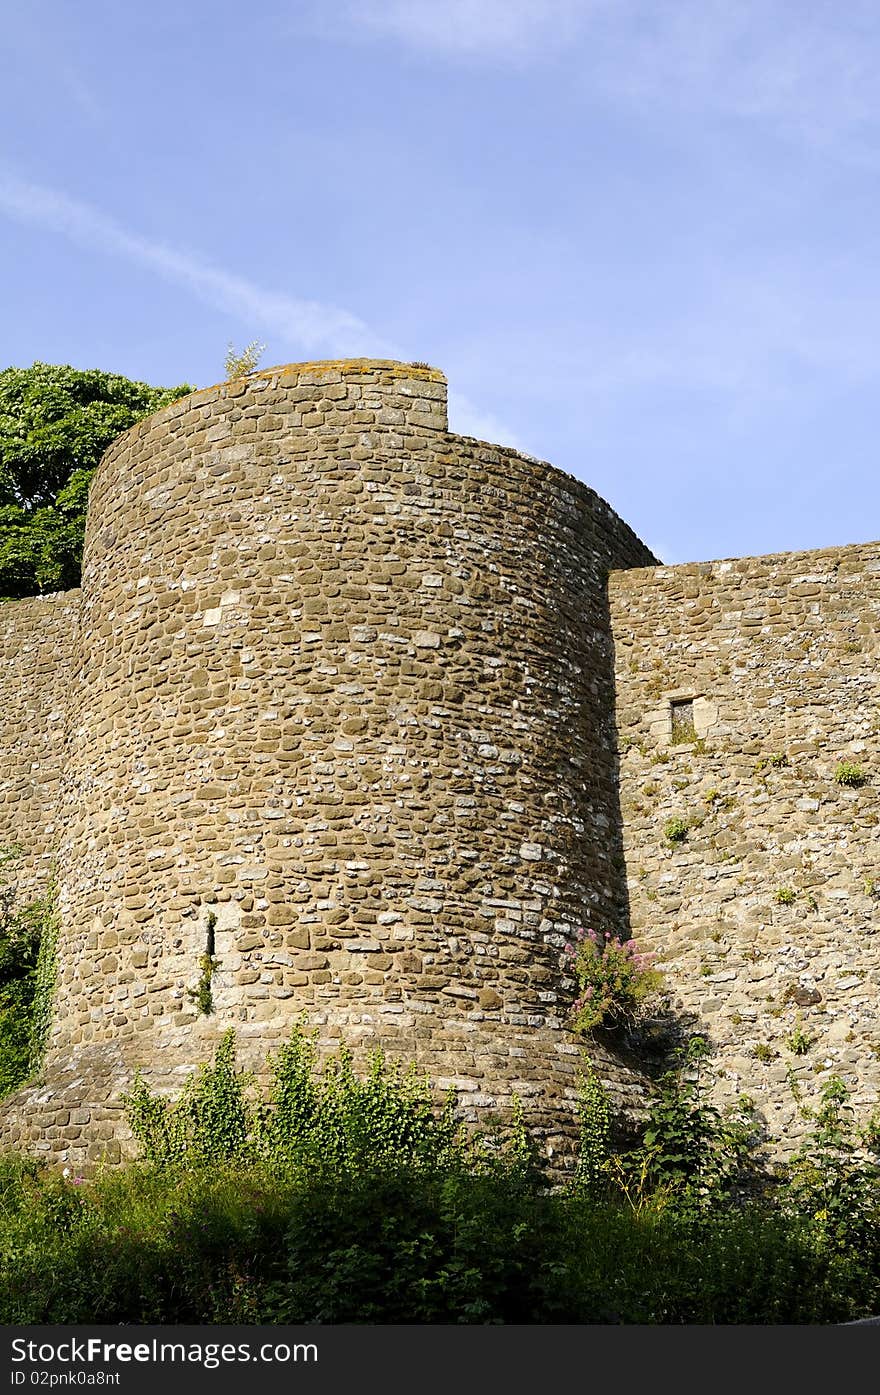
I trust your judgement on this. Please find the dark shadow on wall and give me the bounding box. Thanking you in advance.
[586,576,704,1080]
[592,572,634,944]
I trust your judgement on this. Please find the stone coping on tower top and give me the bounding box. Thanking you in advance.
[91,358,449,472]
[175,358,445,411]
[221,357,446,389]
[73,356,660,569]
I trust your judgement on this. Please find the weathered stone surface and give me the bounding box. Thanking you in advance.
[0,592,79,903]
[610,545,880,1153]
[0,359,654,1171]
[6,360,875,1173]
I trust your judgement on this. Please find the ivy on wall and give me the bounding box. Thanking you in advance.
[0,854,58,1098]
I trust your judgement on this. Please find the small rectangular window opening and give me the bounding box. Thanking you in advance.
[670,699,696,745]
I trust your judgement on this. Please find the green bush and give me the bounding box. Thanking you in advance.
[2,1031,880,1323]
[782,1075,880,1258]
[664,817,689,844]
[567,928,665,1035]
[0,899,41,1097]
[124,1025,536,1182]
[0,1148,872,1324]
[0,363,192,597]
[834,762,867,788]
[577,1035,759,1214]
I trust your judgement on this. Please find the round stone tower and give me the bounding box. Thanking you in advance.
[0,360,657,1168]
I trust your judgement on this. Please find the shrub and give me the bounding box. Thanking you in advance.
[125,1028,252,1169]
[3,1036,880,1323]
[0,363,192,597]
[783,1075,880,1258]
[581,1035,760,1216]
[834,762,867,788]
[664,817,689,844]
[224,341,265,379]
[567,928,665,1035]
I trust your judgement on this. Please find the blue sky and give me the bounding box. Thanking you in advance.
[3,0,880,564]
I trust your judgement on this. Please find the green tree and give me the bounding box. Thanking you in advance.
[0,362,193,598]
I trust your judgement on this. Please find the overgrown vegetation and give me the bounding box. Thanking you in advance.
[3,1026,880,1323]
[577,1035,760,1214]
[0,850,58,1098]
[123,1026,533,1179]
[0,363,192,597]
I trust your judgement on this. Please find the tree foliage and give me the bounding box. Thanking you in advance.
[0,362,193,598]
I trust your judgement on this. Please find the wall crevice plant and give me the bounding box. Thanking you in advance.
[224,341,266,380]
[566,927,665,1036]
[834,762,867,788]
[187,912,219,1016]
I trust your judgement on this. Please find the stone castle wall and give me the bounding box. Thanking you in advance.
[610,543,880,1149]
[2,356,877,1171]
[0,360,656,1167]
[0,592,80,903]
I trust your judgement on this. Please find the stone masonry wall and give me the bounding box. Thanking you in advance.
[0,359,657,1169]
[610,542,880,1152]
[0,592,80,903]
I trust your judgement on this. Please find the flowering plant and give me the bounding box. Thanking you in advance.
[565,927,665,1034]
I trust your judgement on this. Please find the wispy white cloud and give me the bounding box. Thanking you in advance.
[447,389,521,447]
[3,5,105,123]
[588,0,880,151]
[56,65,104,123]
[299,0,880,155]
[298,0,593,62]
[0,173,393,359]
[0,172,524,443]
